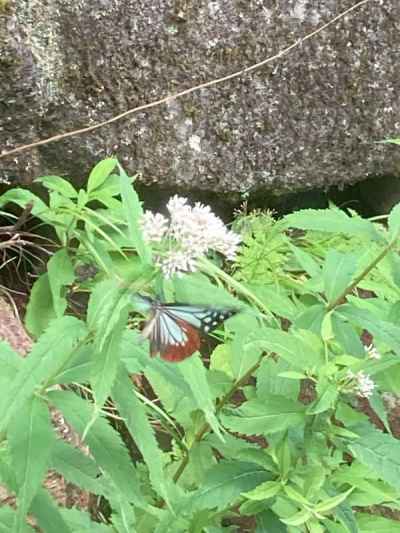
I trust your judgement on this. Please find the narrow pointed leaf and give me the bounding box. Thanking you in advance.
[323,251,358,303]
[112,366,170,504]
[47,249,75,317]
[87,158,118,193]
[119,165,151,264]
[0,316,87,434]
[178,356,224,440]
[8,397,56,532]
[49,390,147,508]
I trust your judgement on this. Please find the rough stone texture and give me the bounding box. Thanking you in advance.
[1,0,400,197]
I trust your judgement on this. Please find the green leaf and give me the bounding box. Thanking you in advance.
[25,273,56,337]
[47,249,75,317]
[331,314,365,358]
[388,202,400,239]
[242,480,281,501]
[87,158,118,193]
[91,319,127,408]
[60,508,112,532]
[50,440,108,497]
[338,305,400,354]
[256,510,287,533]
[285,207,377,240]
[0,189,50,220]
[323,251,358,303]
[378,137,400,145]
[173,272,242,309]
[307,382,338,415]
[31,489,72,533]
[0,341,22,383]
[87,279,129,349]
[247,284,298,320]
[8,396,56,532]
[289,243,322,277]
[0,316,87,434]
[257,358,300,401]
[119,165,151,264]
[49,390,147,509]
[112,366,170,504]
[349,425,400,491]
[191,461,270,512]
[245,328,323,371]
[314,488,353,513]
[357,512,400,532]
[221,396,305,435]
[178,356,224,440]
[35,175,78,198]
[294,304,326,335]
[0,509,34,533]
[280,508,312,526]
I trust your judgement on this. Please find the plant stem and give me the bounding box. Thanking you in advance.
[172,356,265,484]
[326,235,399,312]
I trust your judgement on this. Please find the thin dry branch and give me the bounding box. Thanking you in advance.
[0,0,372,159]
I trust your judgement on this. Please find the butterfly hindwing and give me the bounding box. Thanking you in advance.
[137,294,238,362]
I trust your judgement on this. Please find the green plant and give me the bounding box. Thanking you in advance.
[0,160,400,532]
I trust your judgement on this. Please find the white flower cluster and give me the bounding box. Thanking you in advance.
[140,195,241,278]
[346,370,375,399]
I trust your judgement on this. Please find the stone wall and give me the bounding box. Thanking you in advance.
[1,0,399,197]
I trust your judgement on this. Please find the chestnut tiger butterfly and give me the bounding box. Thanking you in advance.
[135,294,239,362]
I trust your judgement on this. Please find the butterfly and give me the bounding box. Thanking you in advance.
[135,294,238,362]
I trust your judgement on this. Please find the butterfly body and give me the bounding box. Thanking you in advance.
[135,294,238,362]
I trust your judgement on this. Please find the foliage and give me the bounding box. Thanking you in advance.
[0,160,400,532]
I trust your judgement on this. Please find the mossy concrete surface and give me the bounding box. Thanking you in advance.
[1,0,400,197]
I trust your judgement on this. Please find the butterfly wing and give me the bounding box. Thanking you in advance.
[137,294,238,362]
[141,309,201,362]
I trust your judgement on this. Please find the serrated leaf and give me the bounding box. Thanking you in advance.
[289,243,322,277]
[191,461,270,512]
[87,158,118,193]
[91,320,127,408]
[323,251,358,303]
[221,396,305,435]
[245,327,323,371]
[119,165,151,264]
[285,208,377,240]
[0,341,22,383]
[59,508,112,532]
[173,272,242,309]
[349,426,400,492]
[47,249,75,317]
[49,390,147,508]
[338,305,400,354]
[31,488,72,533]
[87,279,130,350]
[112,367,170,504]
[35,175,78,198]
[257,358,300,400]
[242,480,281,501]
[50,440,108,497]
[283,485,310,506]
[357,512,400,531]
[0,509,34,533]
[0,316,87,434]
[388,202,400,239]
[25,273,56,337]
[178,356,224,440]
[247,284,298,320]
[8,396,56,532]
